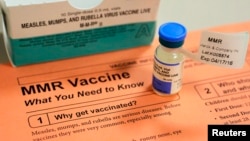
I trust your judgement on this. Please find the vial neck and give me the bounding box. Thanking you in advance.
[160,45,181,53]
[159,38,184,48]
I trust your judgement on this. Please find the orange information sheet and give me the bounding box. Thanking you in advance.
[1,22,250,141]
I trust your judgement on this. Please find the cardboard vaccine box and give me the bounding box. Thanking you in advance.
[1,0,160,66]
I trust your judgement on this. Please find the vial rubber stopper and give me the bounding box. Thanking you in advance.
[159,22,187,48]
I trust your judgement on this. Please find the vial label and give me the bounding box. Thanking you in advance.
[197,31,249,68]
[152,56,183,95]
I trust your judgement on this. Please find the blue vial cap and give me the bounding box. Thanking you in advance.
[159,22,187,48]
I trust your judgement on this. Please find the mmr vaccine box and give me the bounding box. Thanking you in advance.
[0,0,160,66]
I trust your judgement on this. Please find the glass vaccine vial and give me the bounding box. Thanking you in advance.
[152,22,187,96]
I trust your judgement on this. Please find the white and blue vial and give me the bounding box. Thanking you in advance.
[152,22,187,96]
